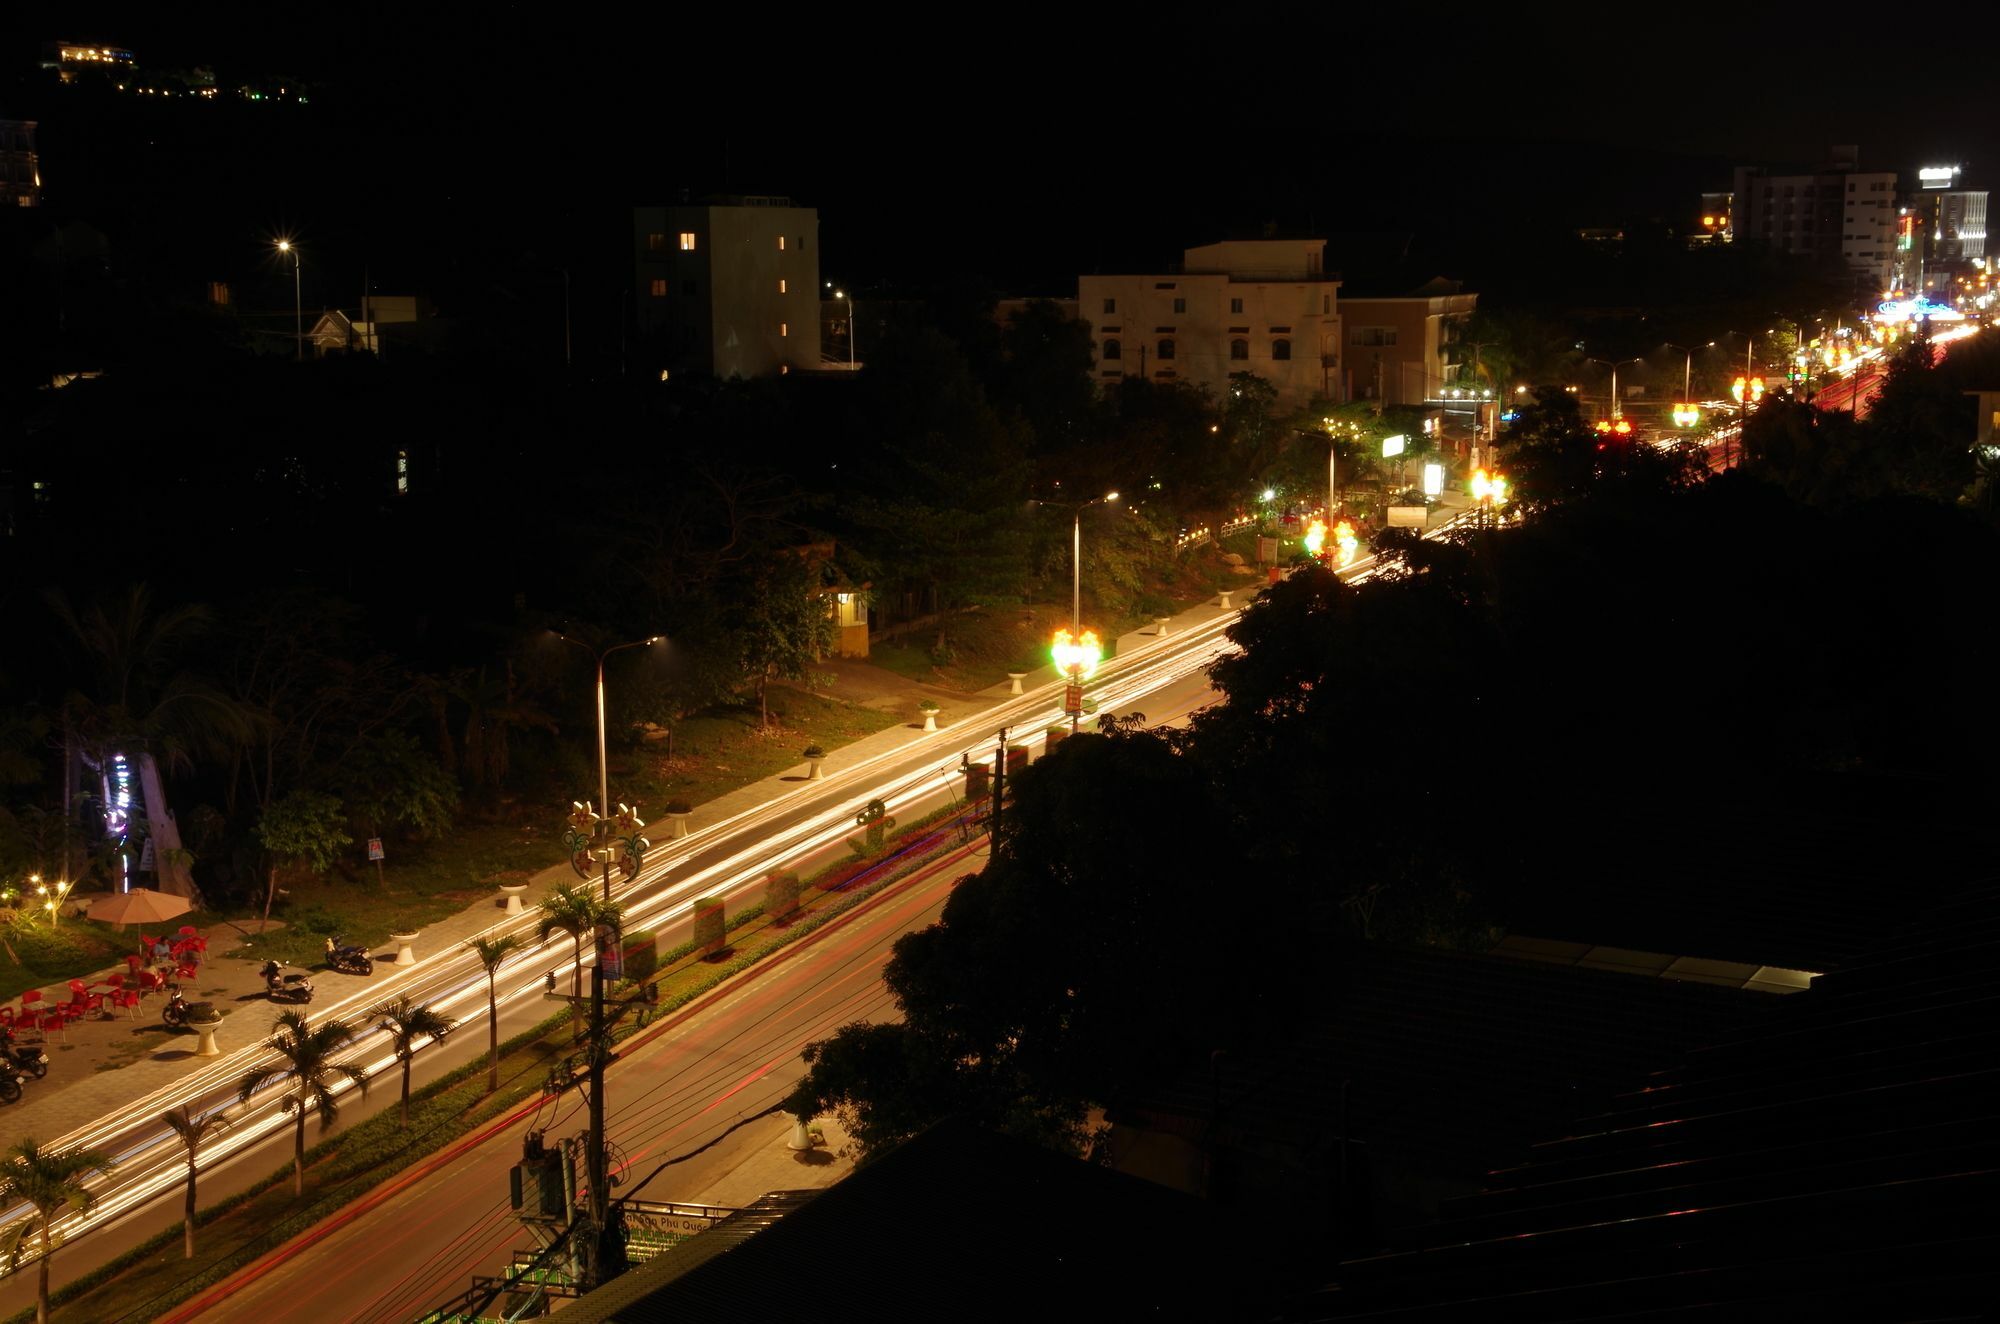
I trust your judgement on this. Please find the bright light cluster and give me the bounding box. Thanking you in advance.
[1050,628,1103,679]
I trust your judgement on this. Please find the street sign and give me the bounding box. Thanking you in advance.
[1063,684,1083,715]
[367,837,385,862]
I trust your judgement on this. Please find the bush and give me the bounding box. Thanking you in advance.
[802,744,826,760]
[622,928,659,984]
[692,897,726,957]
[664,799,693,815]
[918,699,941,712]
[765,872,802,924]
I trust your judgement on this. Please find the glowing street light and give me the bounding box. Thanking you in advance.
[1333,520,1359,568]
[1470,468,1509,526]
[1672,403,1703,427]
[275,239,302,363]
[553,633,667,897]
[1303,518,1328,559]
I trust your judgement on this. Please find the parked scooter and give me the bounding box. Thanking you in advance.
[259,960,315,1005]
[324,935,374,976]
[1,1027,49,1080]
[0,1071,23,1105]
[161,983,191,1028]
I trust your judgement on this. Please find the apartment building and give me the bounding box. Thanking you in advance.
[633,196,821,380]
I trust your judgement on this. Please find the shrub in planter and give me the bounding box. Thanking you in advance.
[664,799,693,815]
[917,699,940,713]
[622,928,659,984]
[185,1003,220,1025]
[692,896,727,958]
[801,745,826,761]
[765,872,802,924]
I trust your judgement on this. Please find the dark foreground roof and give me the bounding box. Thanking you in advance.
[1296,881,2000,1319]
[565,1117,1261,1322]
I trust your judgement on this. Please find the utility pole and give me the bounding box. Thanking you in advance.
[990,728,1008,850]
[586,864,609,1284]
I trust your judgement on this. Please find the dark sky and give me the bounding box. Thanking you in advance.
[8,4,1996,293]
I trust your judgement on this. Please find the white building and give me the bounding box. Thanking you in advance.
[1732,148,1898,292]
[1079,239,1342,409]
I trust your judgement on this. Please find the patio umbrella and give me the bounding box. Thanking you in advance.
[88,888,193,946]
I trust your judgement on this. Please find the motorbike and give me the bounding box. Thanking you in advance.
[260,960,315,1004]
[325,935,374,976]
[0,1072,23,1105]
[161,984,191,1028]
[1,1027,48,1080]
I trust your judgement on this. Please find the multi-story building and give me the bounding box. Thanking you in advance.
[0,118,38,207]
[1079,238,1342,409]
[40,42,135,83]
[1695,191,1733,244]
[1888,165,1988,300]
[1731,147,1897,292]
[1335,280,1480,408]
[633,196,821,380]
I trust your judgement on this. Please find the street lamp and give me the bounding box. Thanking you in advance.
[1469,467,1509,528]
[1662,341,1714,405]
[275,239,301,363]
[1030,492,1118,731]
[827,281,856,371]
[554,632,666,890]
[1585,357,1642,420]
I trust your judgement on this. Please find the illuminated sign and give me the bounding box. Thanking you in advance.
[1422,462,1444,497]
[1381,434,1406,458]
[1919,165,1959,187]
[1874,297,1965,322]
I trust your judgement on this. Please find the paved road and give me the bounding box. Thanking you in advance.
[181,660,1223,1323]
[0,604,1240,1316]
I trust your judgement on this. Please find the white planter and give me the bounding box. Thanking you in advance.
[1217,590,1234,610]
[666,811,693,839]
[499,884,528,915]
[390,932,419,966]
[192,1022,222,1057]
[921,710,938,732]
[1006,672,1028,695]
[1154,616,1170,636]
[806,758,825,780]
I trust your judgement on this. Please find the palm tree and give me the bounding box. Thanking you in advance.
[161,1105,230,1259]
[1,1138,116,1324]
[45,586,258,903]
[538,881,623,999]
[236,1010,368,1196]
[370,995,457,1127]
[467,934,523,1094]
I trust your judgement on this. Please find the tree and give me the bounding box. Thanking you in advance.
[467,934,523,1094]
[160,1105,228,1259]
[1,1139,116,1324]
[993,299,1099,455]
[236,1009,369,1196]
[253,789,351,929]
[333,729,459,844]
[43,586,255,903]
[370,995,457,1127]
[538,881,622,999]
[724,551,838,729]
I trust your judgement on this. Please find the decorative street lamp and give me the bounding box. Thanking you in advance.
[1031,492,1117,732]
[561,801,651,902]
[1469,468,1509,527]
[554,632,666,875]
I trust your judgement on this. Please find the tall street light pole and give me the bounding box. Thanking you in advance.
[1586,357,1642,420]
[827,282,857,371]
[1030,492,1118,732]
[556,633,665,893]
[276,240,301,363]
[1664,341,1714,403]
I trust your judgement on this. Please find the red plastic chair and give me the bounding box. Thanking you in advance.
[124,954,146,976]
[25,1004,66,1042]
[0,1007,13,1033]
[111,988,141,1020]
[174,963,198,982]
[177,926,199,938]
[66,980,104,1020]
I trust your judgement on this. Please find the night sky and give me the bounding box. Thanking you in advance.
[6,5,1996,297]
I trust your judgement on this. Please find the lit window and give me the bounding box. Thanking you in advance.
[781,322,788,337]
[778,235,786,251]
[648,233,666,251]
[679,232,696,251]
[778,278,787,293]
[650,278,667,297]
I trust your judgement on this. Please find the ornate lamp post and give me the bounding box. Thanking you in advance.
[562,802,650,903]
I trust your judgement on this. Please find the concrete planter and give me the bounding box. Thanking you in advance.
[1007,672,1028,695]
[666,810,693,839]
[806,758,825,781]
[499,883,528,915]
[390,932,419,966]
[189,1018,222,1058]
[1217,590,1234,610]
[919,704,940,732]
[1154,616,1170,636]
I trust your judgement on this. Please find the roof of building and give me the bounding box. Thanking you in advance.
[1295,879,2000,1319]
[561,1118,1258,1322]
